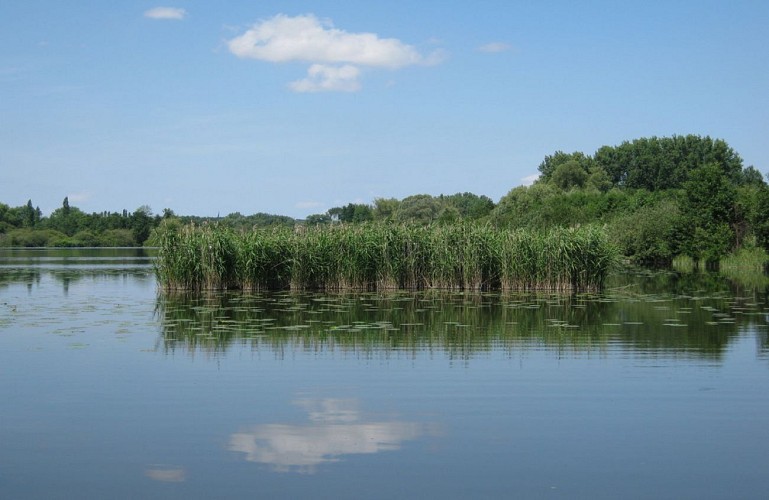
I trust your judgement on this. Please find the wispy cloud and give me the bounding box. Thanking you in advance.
[67,192,91,203]
[521,174,539,186]
[478,42,513,53]
[145,466,186,483]
[228,14,443,92]
[290,64,361,93]
[144,7,187,20]
[229,399,425,474]
[295,200,324,210]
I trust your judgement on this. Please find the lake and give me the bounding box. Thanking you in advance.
[1,248,768,499]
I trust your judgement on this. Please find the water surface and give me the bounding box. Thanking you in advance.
[1,248,768,499]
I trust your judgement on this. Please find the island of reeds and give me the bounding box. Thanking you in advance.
[153,222,616,293]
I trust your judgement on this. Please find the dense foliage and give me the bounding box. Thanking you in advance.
[306,192,496,226]
[494,135,768,266]
[0,198,160,247]
[3,134,767,269]
[154,222,616,292]
[0,199,295,247]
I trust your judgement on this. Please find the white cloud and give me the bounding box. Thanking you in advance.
[145,466,186,483]
[67,192,91,203]
[295,200,324,210]
[228,399,424,473]
[228,14,442,91]
[228,14,423,67]
[521,174,539,186]
[144,7,187,20]
[290,64,361,93]
[478,42,513,53]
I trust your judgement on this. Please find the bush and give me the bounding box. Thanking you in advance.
[5,228,67,247]
[72,230,100,247]
[98,229,136,247]
[609,199,682,265]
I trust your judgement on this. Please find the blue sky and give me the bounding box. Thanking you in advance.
[1,1,767,218]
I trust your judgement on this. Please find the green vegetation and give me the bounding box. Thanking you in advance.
[3,134,768,274]
[305,192,495,226]
[489,134,769,268]
[154,222,616,292]
[0,198,162,247]
[0,198,294,248]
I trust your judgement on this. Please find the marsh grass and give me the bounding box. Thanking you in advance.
[719,247,769,289]
[674,247,769,276]
[155,222,617,292]
[720,246,769,272]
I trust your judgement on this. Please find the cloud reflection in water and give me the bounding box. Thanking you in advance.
[229,399,424,473]
[145,465,186,482]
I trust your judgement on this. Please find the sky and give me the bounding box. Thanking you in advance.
[1,1,767,218]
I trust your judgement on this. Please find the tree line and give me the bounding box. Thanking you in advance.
[0,197,162,247]
[303,134,769,266]
[2,134,768,267]
[489,135,768,266]
[0,197,299,247]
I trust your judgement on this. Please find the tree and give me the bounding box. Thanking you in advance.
[586,166,612,192]
[47,198,84,236]
[328,203,373,223]
[551,160,588,190]
[741,166,765,186]
[680,163,737,265]
[440,192,495,219]
[396,195,442,224]
[537,151,593,181]
[373,198,401,221]
[305,213,331,226]
[21,200,39,227]
[610,199,683,265]
[593,135,744,191]
[437,205,460,224]
[753,185,769,253]
[130,206,154,245]
[490,183,560,228]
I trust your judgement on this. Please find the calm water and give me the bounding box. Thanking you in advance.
[1,248,768,499]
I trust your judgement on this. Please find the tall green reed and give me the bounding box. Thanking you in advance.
[155,222,617,293]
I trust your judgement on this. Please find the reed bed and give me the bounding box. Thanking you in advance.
[155,222,617,293]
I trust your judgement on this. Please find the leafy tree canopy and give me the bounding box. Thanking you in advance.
[538,135,752,193]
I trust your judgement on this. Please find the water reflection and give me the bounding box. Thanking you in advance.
[145,465,186,483]
[2,250,769,497]
[156,277,768,360]
[229,399,424,473]
[0,246,156,262]
[0,248,154,295]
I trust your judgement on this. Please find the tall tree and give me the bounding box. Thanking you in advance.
[396,195,442,224]
[328,203,373,223]
[551,160,588,190]
[23,200,36,227]
[373,198,401,222]
[130,206,154,245]
[537,151,593,181]
[593,135,744,191]
[680,163,736,264]
[440,192,495,219]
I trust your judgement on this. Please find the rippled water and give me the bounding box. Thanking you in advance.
[1,248,768,499]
